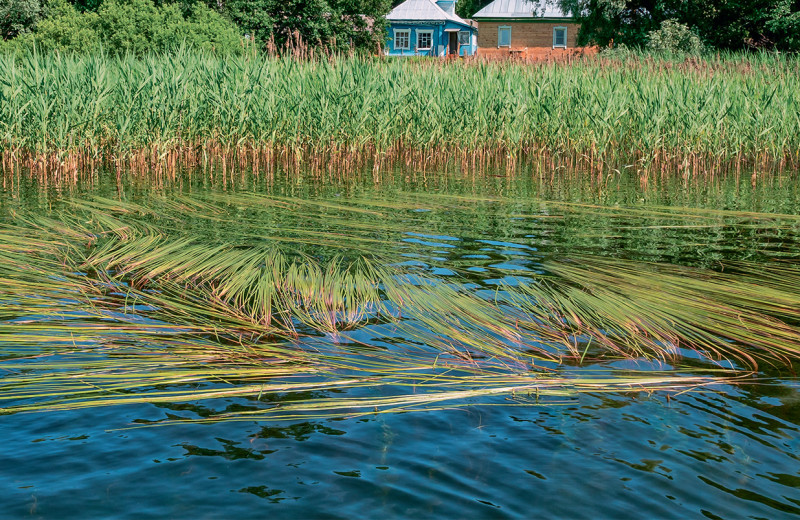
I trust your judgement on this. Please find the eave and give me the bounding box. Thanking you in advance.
[471,17,577,22]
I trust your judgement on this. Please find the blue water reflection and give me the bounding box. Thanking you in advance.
[3,381,800,519]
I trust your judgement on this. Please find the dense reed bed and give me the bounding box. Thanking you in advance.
[1,49,798,180]
[2,190,799,421]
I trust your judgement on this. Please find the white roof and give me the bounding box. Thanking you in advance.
[387,0,471,26]
[473,0,572,18]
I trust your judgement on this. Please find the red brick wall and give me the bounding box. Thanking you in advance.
[477,21,580,49]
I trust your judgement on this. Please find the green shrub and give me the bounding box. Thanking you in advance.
[157,3,244,54]
[94,0,162,55]
[646,19,704,54]
[1,0,242,55]
[26,0,100,53]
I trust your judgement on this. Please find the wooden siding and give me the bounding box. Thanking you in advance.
[386,22,477,57]
[476,21,580,49]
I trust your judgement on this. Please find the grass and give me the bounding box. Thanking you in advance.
[0,48,798,180]
[2,190,799,422]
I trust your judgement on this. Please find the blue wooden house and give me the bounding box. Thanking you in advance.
[385,0,477,57]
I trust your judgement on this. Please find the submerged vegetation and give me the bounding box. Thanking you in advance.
[1,49,799,180]
[2,186,800,421]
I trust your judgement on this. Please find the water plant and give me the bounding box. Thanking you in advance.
[0,49,798,181]
[2,190,799,423]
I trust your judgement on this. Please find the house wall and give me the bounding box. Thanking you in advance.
[476,21,580,49]
[386,22,476,57]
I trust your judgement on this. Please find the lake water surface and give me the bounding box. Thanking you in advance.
[2,170,800,519]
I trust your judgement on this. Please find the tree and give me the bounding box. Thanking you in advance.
[223,0,389,52]
[556,0,670,48]
[558,0,800,51]
[22,0,99,52]
[329,0,390,50]
[456,0,493,18]
[765,0,800,51]
[159,2,243,53]
[1,0,42,40]
[68,0,104,12]
[5,0,242,54]
[94,0,163,54]
[95,0,241,54]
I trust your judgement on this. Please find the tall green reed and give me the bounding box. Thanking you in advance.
[1,49,798,178]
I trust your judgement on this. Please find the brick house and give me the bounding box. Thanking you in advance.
[472,0,579,50]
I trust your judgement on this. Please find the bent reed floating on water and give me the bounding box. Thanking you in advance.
[1,49,799,180]
[2,193,799,419]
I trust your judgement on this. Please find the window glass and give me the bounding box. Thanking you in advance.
[458,31,470,45]
[417,31,432,50]
[498,27,511,47]
[395,30,410,50]
[554,27,567,47]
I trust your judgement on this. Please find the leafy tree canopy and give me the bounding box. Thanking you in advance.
[4,0,243,54]
[558,0,800,51]
[222,0,390,51]
[455,0,493,18]
[1,0,42,40]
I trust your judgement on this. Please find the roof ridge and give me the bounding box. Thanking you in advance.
[472,0,572,19]
[426,0,453,20]
[387,0,472,26]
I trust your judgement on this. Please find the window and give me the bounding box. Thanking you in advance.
[458,31,470,46]
[394,29,410,50]
[553,27,567,48]
[498,26,511,47]
[417,30,433,50]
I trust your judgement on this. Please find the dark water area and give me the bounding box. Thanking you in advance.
[2,169,800,519]
[4,383,800,519]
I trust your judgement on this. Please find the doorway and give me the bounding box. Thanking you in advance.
[448,31,459,56]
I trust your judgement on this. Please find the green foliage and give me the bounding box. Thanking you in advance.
[330,0,390,51]
[766,0,800,51]
[94,0,161,55]
[2,0,386,55]
[68,0,104,11]
[19,0,100,53]
[173,2,244,53]
[455,0,492,18]
[95,0,242,55]
[646,19,704,54]
[1,0,42,40]
[223,0,275,46]
[224,0,389,52]
[1,0,242,55]
[559,0,800,51]
[122,1,237,53]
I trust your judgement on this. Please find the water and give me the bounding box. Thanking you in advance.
[2,170,800,518]
[5,383,800,518]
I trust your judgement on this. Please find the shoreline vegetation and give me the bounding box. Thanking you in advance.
[1,48,799,181]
